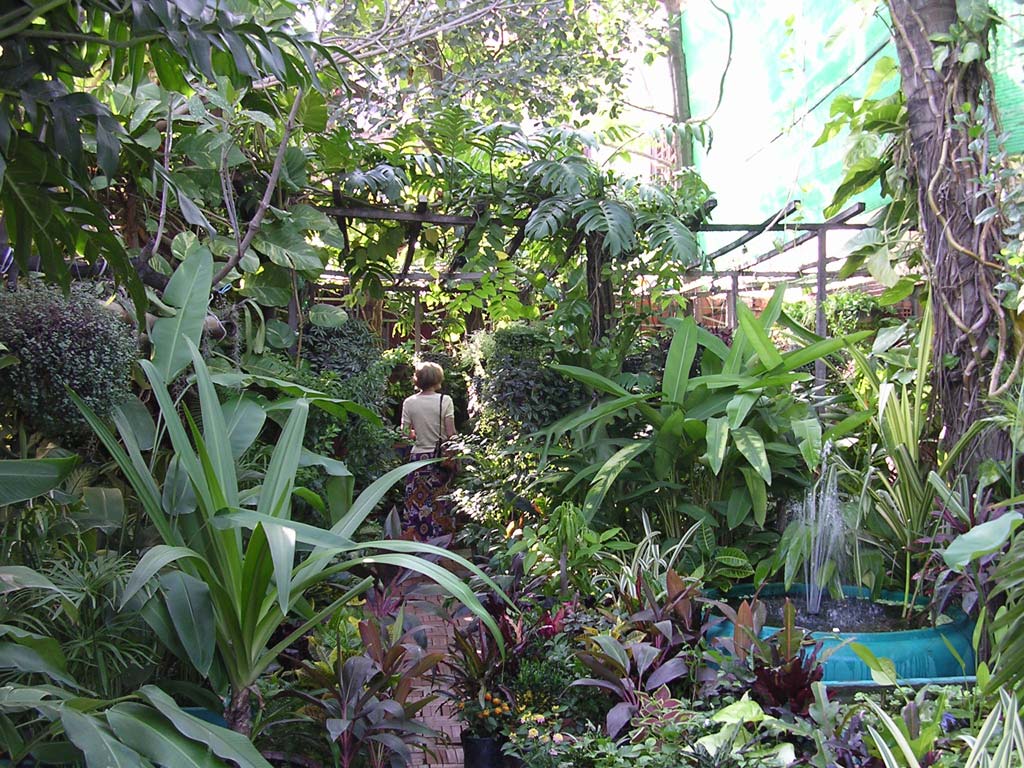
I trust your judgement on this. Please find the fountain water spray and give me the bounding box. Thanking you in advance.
[801,442,846,615]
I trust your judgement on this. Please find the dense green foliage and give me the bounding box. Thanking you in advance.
[469,324,587,437]
[784,290,903,338]
[0,283,137,440]
[298,319,398,487]
[327,0,659,128]
[303,319,384,380]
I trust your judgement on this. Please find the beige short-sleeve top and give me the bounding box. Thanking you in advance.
[401,392,454,452]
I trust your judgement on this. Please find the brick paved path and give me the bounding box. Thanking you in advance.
[408,598,463,768]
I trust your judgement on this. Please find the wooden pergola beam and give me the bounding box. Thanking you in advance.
[699,221,871,232]
[683,269,870,293]
[734,202,867,271]
[705,201,800,261]
[320,205,481,226]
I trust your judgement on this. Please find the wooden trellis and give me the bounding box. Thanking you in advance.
[316,198,878,390]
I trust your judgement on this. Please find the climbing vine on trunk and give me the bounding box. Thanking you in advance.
[886,0,1014,468]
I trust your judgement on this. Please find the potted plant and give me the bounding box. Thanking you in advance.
[458,692,515,767]
[443,599,525,768]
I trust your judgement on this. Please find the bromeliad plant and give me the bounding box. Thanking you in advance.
[537,286,868,545]
[73,343,505,735]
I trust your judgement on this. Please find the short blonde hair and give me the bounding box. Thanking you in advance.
[413,361,445,390]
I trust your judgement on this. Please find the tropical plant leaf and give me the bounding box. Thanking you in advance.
[220,396,266,459]
[106,704,221,768]
[121,546,203,608]
[189,341,238,510]
[736,302,783,369]
[792,418,823,469]
[0,640,74,686]
[726,393,757,430]
[726,487,752,529]
[136,687,270,768]
[576,199,636,258]
[73,487,124,533]
[740,467,768,526]
[308,304,348,328]
[583,442,651,521]
[0,567,65,597]
[0,457,79,506]
[777,332,871,373]
[161,572,215,678]
[61,708,150,768]
[333,460,436,540]
[944,513,1023,571]
[653,411,686,482]
[703,417,728,476]
[662,316,698,408]
[150,245,213,381]
[524,196,574,240]
[551,364,630,397]
[732,428,771,484]
[643,214,699,265]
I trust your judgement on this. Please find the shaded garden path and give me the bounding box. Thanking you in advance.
[407,599,463,768]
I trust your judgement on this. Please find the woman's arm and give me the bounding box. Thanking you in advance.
[400,400,415,440]
[443,395,456,439]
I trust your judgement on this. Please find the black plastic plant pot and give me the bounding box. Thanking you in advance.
[461,732,504,768]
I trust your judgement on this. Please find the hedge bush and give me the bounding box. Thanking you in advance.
[468,324,586,437]
[0,283,137,439]
[304,320,384,381]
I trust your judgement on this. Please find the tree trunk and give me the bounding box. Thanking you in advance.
[887,0,1008,472]
[225,684,254,736]
[661,0,693,169]
[586,232,614,345]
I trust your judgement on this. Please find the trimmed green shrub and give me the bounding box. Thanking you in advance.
[469,324,587,437]
[0,283,137,439]
[449,325,587,531]
[304,319,384,380]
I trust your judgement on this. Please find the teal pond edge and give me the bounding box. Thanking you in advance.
[710,584,977,685]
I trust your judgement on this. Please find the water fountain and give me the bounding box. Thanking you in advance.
[800,443,845,615]
[711,443,977,686]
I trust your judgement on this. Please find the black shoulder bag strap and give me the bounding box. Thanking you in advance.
[435,393,444,457]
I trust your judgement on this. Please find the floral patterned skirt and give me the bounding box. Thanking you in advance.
[402,449,455,541]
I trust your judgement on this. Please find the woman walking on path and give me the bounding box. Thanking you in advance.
[400,362,457,540]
